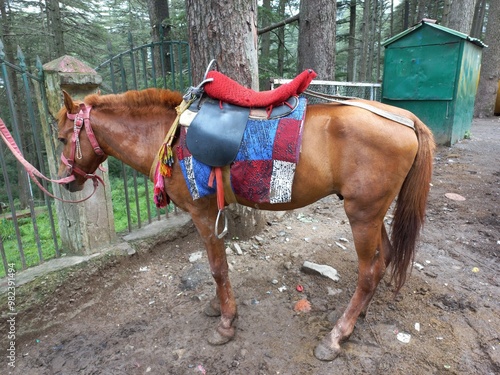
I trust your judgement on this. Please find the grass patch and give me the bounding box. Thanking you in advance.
[0,210,60,278]
[109,175,172,233]
[0,172,175,278]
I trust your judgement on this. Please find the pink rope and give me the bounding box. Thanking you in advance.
[0,117,102,204]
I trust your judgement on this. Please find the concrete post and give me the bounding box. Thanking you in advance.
[42,55,116,255]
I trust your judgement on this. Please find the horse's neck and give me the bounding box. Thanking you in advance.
[94,112,173,177]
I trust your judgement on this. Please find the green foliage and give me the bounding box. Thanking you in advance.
[0,210,60,278]
[108,173,171,234]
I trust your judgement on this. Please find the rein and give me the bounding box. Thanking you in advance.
[0,106,105,204]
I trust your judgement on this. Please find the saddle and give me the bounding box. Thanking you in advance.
[204,69,317,108]
[176,68,315,238]
[182,95,299,167]
[182,68,316,167]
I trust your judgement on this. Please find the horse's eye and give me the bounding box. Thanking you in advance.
[58,137,67,145]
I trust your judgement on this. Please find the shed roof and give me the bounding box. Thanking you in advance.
[382,20,486,48]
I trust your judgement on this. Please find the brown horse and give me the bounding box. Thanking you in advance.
[57,88,434,361]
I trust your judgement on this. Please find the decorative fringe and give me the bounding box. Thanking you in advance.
[153,163,169,208]
[152,98,196,208]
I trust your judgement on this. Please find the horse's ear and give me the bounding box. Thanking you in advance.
[62,90,78,113]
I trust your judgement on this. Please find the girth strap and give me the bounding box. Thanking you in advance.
[304,89,415,130]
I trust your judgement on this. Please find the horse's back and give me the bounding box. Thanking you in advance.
[294,101,419,204]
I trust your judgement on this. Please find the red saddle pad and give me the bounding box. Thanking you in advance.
[204,69,317,108]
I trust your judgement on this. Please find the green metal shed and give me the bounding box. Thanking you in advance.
[381,20,486,145]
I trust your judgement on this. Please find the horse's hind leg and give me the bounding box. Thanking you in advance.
[188,200,237,345]
[314,200,389,361]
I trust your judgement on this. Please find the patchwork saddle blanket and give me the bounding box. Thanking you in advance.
[176,96,307,204]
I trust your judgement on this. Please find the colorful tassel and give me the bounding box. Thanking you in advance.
[153,163,169,208]
[151,98,196,207]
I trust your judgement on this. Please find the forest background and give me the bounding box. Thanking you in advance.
[0,0,495,92]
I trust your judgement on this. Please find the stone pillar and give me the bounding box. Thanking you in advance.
[42,55,116,255]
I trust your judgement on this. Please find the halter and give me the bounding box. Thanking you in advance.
[0,107,105,204]
[61,103,105,187]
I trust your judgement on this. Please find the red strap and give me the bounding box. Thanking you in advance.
[69,104,104,156]
[208,167,225,211]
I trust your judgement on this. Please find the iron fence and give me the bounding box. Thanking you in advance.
[0,35,192,278]
[271,78,382,102]
[94,33,192,232]
[0,42,60,277]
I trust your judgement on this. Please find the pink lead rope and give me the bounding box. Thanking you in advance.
[0,113,104,204]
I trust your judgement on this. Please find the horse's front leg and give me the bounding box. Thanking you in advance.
[190,200,237,345]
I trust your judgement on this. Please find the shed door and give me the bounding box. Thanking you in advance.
[383,42,460,100]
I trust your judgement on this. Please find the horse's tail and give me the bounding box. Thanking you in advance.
[389,117,435,293]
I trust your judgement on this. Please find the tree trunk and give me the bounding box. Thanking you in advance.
[444,0,475,34]
[186,0,258,88]
[347,0,357,81]
[146,0,171,78]
[359,0,370,80]
[403,0,410,29]
[276,0,286,77]
[474,0,499,117]
[45,0,65,58]
[186,0,265,239]
[260,0,272,88]
[470,0,486,38]
[297,0,336,80]
[366,0,377,81]
[417,0,428,21]
[147,0,170,40]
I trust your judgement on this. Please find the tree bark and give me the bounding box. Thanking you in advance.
[45,0,65,58]
[186,0,265,239]
[474,0,499,117]
[297,0,336,80]
[186,0,258,88]
[147,0,170,41]
[347,0,357,81]
[444,0,476,33]
[276,0,286,77]
[470,0,486,38]
[359,0,370,80]
[146,0,171,78]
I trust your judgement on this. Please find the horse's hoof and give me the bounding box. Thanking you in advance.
[314,341,341,361]
[204,302,221,317]
[208,326,234,346]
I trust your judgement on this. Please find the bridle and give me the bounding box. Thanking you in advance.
[60,103,105,187]
[0,104,106,204]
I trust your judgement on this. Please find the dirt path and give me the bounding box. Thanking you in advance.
[1,118,499,374]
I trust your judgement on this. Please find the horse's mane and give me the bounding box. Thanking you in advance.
[84,88,183,116]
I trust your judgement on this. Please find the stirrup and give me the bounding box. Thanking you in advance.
[215,209,228,239]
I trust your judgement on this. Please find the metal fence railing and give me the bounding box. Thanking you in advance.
[271,79,382,103]
[94,34,191,232]
[0,35,192,278]
[0,42,60,277]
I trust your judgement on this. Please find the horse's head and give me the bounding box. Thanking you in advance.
[57,91,107,192]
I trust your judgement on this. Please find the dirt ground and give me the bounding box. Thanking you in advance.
[1,118,499,375]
